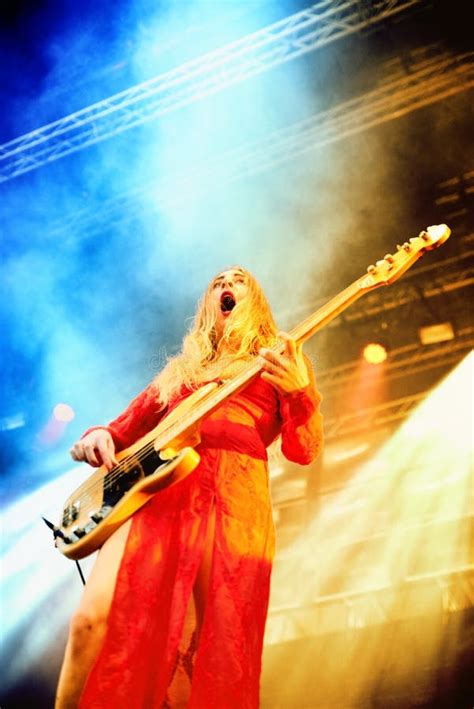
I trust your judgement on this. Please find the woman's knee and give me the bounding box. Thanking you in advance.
[68,608,107,653]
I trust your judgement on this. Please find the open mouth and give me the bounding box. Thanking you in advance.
[220,291,236,314]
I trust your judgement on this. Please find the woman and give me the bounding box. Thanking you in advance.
[56,266,323,709]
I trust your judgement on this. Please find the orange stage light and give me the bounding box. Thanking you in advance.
[363,343,387,364]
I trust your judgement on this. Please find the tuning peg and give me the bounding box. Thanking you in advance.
[367,265,376,274]
[419,230,429,241]
[384,254,394,263]
[402,242,411,251]
[409,237,418,243]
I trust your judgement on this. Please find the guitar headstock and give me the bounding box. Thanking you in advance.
[357,224,451,292]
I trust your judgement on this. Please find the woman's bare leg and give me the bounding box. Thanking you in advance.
[55,519,132,709]
[193,506,216,637]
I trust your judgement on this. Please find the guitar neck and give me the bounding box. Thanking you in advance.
[155,222,452,447]
[288,279,364,344]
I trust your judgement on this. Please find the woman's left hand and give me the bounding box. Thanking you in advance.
[259,332,310,394]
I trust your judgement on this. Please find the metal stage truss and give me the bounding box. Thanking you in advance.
[270,368,474,440]
[37,49,474,243]
[265,565,474,641]
[318,326,474,395]
[0,0,426,181]
[279,238,474,328]
[323,388,453,440]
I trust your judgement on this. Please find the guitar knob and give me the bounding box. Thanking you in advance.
[72,526,86,538]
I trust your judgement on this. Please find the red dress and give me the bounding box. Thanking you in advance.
[79,371,323,709]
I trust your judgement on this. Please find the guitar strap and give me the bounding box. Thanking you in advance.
[75,559,86,585]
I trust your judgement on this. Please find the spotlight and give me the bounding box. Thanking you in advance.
[362,343,387,364]
[53,403,75,423]
[418,322,454,345]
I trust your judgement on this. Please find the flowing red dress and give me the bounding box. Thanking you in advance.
[79,370,323,709]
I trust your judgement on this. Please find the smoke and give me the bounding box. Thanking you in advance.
[1,4,472,708]
[2,0,468,485]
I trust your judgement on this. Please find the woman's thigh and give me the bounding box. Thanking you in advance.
[193,507,216,631]
[76,519,132,620]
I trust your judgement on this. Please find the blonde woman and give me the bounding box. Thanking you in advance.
[56,267,323,709]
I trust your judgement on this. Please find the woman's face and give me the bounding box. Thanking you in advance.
[209,268,249,337]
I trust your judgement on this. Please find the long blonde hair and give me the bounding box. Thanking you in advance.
[154,266,278,408]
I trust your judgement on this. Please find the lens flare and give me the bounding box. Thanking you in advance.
[53,403,75,423]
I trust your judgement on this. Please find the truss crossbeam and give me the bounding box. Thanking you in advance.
[269,566,474,614]
[40,52,474,243]
[0,0,426,181]
[324,391,427,439]
[265,567,474,644]
[318,326,474,392]
[279,246,474,328]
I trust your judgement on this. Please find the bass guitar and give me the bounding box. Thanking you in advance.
[55,224,450,560]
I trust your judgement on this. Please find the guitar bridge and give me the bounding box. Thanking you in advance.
[62,501,80,527]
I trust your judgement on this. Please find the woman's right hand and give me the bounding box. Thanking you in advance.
[70,429,118,471]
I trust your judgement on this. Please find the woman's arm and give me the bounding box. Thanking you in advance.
[259,334,324,465]
[70,383,166,469]
[278,365,324,465]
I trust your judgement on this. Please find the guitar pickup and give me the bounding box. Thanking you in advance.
[72,518,98,539]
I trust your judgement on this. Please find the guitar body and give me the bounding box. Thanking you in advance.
[57,383,218,560]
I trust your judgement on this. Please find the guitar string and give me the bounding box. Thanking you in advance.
[68,357,263,507]
[64,280,364,520]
